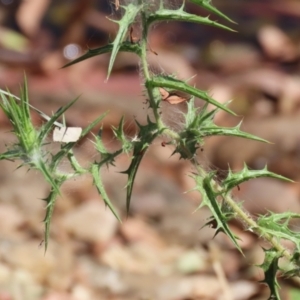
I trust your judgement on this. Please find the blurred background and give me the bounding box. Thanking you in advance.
[0,0,300,299]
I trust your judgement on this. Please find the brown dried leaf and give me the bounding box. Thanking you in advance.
[159,87,169,100]
[159,88,191,104]
[165,95,188,104]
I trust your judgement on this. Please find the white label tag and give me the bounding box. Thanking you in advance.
[53,127,82,143]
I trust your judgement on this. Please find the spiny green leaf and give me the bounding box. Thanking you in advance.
[20,75,31,123]
[257,212,300,251]
[122,118,159,214]
[194,172,242,253]
[107,3,142,79]
[172,138,199,159]
[92,131,110,158]
[185,100,217,128]
[81,111,108,137]
[123,145,147,214]
[184,100,267,143]
[36,159,61,195]
[194,122,270,142]
[112,116,133,153]
[92,132,122,167]
[148,6,235,32]
[175,99,252,158]
[0,149,22,161]
[113,115,125,140]
[0,90,38,153]
[189,0,236,24]
[50,143,76,171]
[62,42,141,69]
[0,82,61,128]
[43,188,61,252]
[258,248,282,300]
[91,163,121,221]
[222,164,293,193]
[148,75,236,115]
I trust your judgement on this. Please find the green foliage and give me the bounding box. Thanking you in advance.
[257,213,300,251]
[222,164,293,194]
[63,42,142,69]
[0,85,109,251]
[90,163,121,221]
[113,116,134,154]
[107,3,142,79]
[122,118,161,213]
[258,248,282,300]
[173,99,270,159]
[147,4,235,32]
[189,0,236,23]
[0,1,299,299]
[194,171,242,253]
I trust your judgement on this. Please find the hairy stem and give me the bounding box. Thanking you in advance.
[139,7,164,128]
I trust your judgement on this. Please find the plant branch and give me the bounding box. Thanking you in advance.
[162,125,294,263]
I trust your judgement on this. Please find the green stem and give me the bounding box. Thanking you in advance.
[223,190,292,261]
[139,8,164,128]
[67,151,88,174]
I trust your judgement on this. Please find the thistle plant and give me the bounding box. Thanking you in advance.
[0,1,300,299]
